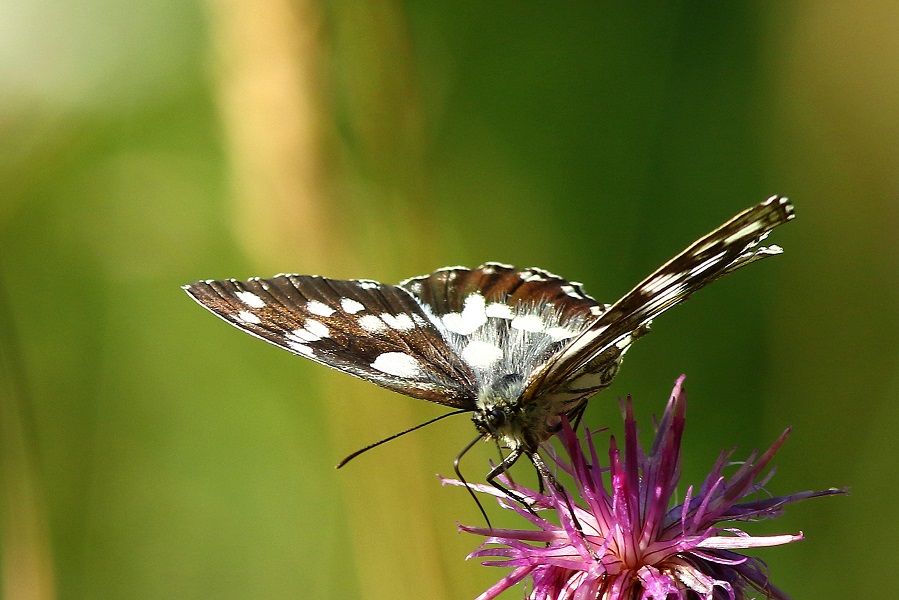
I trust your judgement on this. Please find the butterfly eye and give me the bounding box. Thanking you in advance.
[485,408,506,430]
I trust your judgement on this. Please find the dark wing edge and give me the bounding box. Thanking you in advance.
[182,276,478,409]
[526,195,795,396]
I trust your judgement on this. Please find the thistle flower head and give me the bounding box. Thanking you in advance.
[448,376,844,600]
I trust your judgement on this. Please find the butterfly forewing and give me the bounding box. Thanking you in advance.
[183,275,478,407]
[524,195,795,402]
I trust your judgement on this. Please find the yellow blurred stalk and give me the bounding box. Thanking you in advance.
[1,377,56,600]
[205,1,449,598]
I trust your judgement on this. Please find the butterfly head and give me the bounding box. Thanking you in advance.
[472,372,545,452]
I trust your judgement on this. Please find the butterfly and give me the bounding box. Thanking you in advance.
[184,195,794,487]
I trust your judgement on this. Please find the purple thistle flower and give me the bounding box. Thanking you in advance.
[447,376,844,600]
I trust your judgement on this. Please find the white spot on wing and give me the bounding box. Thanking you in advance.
[560,285,580,298]
[395,314,416,330]
[485,302,514,319]
[287,341,314,356]
[511,314,544,332]
[461,340,504,368]
[442,293,488,335]
[304,319,329,338]
[371,352,422,378]
[358,314,387,333]
[287,329,317,343]
[687,251,726,277]
[724,220,765,245]
[520,270,547,282]
[544,326,579,341]
[307,300,335,317]
[235,291,266,308]
[404,281,423,294]
[381,313,415,331]
[236,311,261,324]
[357,280,380,290]
[341,298,365,314]
[643,272,678,294]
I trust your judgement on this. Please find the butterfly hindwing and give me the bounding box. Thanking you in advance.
[395,263,608,391]
[399,262,605,324]
[183,275,478,407]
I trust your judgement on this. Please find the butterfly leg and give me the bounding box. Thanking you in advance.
[485,447,541,518]
[568,402,588,433]
[529,452,589,536]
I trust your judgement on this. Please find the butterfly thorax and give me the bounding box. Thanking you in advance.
[418,294,597,434]
[472,372,569,452]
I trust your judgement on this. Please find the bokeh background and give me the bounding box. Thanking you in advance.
[1,2,896,599]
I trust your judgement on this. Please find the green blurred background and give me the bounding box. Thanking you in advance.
[1,2,896,599]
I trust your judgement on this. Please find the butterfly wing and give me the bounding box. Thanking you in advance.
[399,262,606,325]
[525,195,795,404]
[183,275,478,408]
[397,263,607,438]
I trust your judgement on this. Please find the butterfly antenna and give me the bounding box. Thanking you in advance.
[454,434,492,530]
[336,408,469,469]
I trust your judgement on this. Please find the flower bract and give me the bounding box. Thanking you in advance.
[448,376,844,600]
